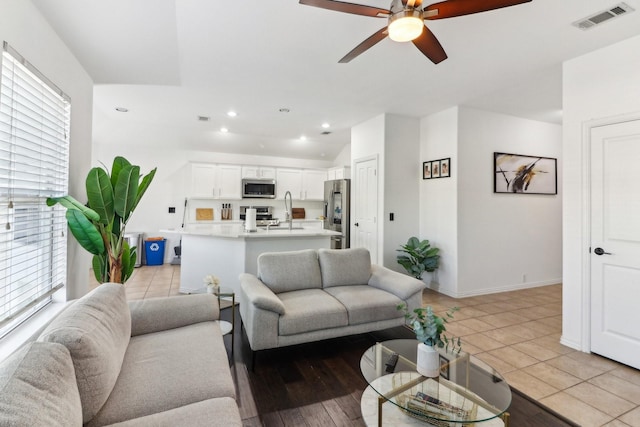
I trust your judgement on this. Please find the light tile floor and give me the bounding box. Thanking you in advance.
[423,284,640,427]
[93,266,640,426]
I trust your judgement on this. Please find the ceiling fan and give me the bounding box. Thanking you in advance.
[299,0,532,63]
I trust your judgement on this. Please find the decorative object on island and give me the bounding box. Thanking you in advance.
[397,236,440,279]
[47,156,156,284]
[423,157,451,179]
[204,274,220,294]
[398,304,461,378]
[494,152,557,194]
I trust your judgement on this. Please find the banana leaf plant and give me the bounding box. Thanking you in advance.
[47,156,156,284]
[397,236,440,279]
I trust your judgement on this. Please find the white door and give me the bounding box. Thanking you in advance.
[353,157,378,262]
[590,119,640,370]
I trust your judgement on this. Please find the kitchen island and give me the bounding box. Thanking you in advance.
[161,224,341,294]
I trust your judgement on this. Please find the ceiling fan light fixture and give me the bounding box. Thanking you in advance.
[388,10,423,42]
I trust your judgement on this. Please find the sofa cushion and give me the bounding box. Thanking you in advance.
[38,283,131,423]
[105,397,242,427]
[324,285,404,325]
[87,322,235,426]
[278,289,348,335]
[258,249,322,293]
[318,248,372,288]
[0,341,82,426]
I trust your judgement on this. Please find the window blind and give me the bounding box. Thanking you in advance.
[0,42,70,337]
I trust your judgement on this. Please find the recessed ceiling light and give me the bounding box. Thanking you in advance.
[227,111,237,117]
[320,153,326,157]
[279,108,290,113]
[115,107,128,113]
[300,135,307,141]
[259,143,265,148]
[220,127,229,133]
[321,123,330,129]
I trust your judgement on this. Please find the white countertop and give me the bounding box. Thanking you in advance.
[160,225,340,239]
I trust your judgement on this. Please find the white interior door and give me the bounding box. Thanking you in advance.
[353,157,378,263]
[590,119,640,369]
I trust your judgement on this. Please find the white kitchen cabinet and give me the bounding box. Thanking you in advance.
[276,168,303,199]
[189,163,241,199]
[302,169,326,200]
[241,166,276,179]
[217,164,242,199]
[327,167,351,181]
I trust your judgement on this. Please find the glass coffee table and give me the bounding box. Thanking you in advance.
[360,340,511,427]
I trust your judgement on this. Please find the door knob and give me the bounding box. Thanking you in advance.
[354,222,359,227]
[594,247,612,255]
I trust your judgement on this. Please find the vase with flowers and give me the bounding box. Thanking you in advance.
[203,274,220,294]
[398,304,461,377]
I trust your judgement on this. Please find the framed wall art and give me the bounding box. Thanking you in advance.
[422,161,432,179]
[422,157,451,179]
[494,152,557,194]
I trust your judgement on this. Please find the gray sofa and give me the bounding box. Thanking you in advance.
[0,283,242,427]
[239,248,425,352]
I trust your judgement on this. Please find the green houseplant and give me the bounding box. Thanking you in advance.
[47,156,156,284]
[398,304,461,377]
[397,237,440,279]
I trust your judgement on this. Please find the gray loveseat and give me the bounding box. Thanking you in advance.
[0,283,241,426]
[239,248,425,353]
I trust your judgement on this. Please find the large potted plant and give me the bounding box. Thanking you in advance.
[398,304,460,377]
[397,237,440,279]
[47,156,156,284]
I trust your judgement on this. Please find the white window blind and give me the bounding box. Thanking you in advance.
[0,42,70,338]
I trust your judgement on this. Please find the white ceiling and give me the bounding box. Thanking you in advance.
[33,0,640,161]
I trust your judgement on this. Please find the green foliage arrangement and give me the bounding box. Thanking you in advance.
[397,236,440,279]
[398,304,461,353]
[47,156,156,284]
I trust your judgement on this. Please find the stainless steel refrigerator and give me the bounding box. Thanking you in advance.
[323,179,350,249]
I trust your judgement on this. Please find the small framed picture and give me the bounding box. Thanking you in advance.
[423,161,432,179]
[439,354,450,380]
[440,158,450,177]
[431,160,440,178]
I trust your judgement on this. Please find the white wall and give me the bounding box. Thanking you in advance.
[420,107,562,298]
[1,1,94,299]
[383,115,420,271]
[457,107,562,296]
[420,107,459,293]
[562,34,640,351]
[333,143,351,167]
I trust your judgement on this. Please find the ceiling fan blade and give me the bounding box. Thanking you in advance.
[412,25,447,64]
[424,0,532,20]
[338,28,388,63]
[299,0,390,17]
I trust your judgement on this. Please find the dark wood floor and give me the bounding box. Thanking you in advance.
[220,306,578,427]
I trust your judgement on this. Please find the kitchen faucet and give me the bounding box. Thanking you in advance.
[284,191,293,231]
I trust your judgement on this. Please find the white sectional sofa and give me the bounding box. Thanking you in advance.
[239,248,425,353]
[0,283,241,426]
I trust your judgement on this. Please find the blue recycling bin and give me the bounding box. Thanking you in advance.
[144,238,166,266]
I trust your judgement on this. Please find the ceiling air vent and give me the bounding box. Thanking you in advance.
[321,131,332,135]
[197,116,210,122]
[573,2,634,30]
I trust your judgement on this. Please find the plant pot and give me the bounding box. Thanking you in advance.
[207,285,218,294]
[416,343,440,378]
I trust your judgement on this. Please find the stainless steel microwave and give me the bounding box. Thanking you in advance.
[242,178,276,198]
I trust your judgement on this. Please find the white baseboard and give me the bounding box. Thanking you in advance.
[426,278,562,299]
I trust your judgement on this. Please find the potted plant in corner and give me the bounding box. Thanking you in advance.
[47,156,156,284]
[398,304,460,377]
[397,237,440,280]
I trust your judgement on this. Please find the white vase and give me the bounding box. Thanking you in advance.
[207,285,215,294]
[416,343,440,378]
